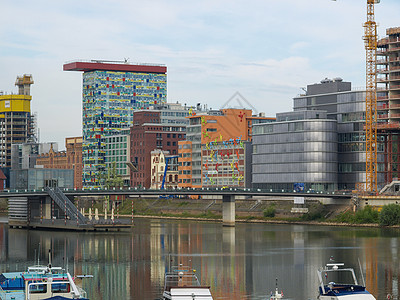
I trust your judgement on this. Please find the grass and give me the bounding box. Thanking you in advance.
[0,199,7,212]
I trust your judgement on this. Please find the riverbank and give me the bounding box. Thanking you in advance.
[1,197,398,228]
[117,197,398,228]
[123,213,388,228]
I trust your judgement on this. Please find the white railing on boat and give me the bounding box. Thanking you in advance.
[0,285,25,300]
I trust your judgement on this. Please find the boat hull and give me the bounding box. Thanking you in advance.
[43,297,89,300]
[319,293,376,300]
[163,287,213,300]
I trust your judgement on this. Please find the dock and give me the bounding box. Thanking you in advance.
[7,187,132,231]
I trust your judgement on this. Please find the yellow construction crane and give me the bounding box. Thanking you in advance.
[363,0,379,193]
[333,0,380,192]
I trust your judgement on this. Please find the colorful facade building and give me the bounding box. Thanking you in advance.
[63,60,167,188]
[35,137,83,189]
[178,108,274,188]
[150,149,178,189]
[0,75,36,169]
[130,103,192,188]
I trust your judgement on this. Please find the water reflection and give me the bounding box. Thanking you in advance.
[0,220,399,299]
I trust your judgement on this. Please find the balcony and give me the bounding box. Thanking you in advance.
[390,75,400,81]
[389,95,400,100]
[377,68,389,73]
[388,46,400,52]
[376,59,389,65]
[390,66,400,71]
[377,121,400,130]
[390,113,400,119]
[389,103,400,109]
[378,114,389,119]
[378,104,389,110]
[377,77,390,83]
[390,85,400,91]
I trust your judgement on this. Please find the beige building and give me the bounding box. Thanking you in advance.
[150,149,178,189]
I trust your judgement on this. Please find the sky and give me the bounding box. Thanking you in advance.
[0,0,399,149]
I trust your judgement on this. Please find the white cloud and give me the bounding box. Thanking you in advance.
[0,0,399,146]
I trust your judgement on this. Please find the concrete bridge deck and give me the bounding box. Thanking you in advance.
[2,187,400,227]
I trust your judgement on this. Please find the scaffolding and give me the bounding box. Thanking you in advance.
[377,27,400,185]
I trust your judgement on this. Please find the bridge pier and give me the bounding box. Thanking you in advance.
[8,197,28,227]
[222,194,235,227]
[44,196,52,219]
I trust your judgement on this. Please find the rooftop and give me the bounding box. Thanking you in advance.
[63,59,167,74]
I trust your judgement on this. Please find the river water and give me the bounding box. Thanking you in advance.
[0,217,399,299]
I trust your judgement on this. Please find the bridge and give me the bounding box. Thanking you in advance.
[0,187,354,229]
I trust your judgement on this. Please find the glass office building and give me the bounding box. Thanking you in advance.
[252,78,385,192]
[293,78,385,190]
[252,110,338,192]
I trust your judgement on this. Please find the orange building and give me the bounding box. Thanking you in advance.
[178,109,274,188]
[36,137,82,189]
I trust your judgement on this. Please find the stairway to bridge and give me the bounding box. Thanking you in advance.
[45,187,87,224]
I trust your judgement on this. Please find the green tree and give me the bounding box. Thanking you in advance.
[379,204,400,226]
[101,161,123,189]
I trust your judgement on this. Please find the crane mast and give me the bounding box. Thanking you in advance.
[363,0,379,192]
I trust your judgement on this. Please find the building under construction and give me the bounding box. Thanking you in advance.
[377,27,400,183]
[0,75,36,169]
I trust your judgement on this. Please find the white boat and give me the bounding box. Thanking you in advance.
[317,262,376,299]
[269,278,284,300]
[0,251,89,300]
[162,264,213,300]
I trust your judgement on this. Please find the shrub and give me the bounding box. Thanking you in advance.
[354,205,379,224]
[334,206,378,224]
[379,204,400,226]
[301,211,323,221]
[263,205,276,218]
[334,210,356,223]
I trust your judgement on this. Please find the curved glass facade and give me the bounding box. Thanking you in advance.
[252,111,338,192]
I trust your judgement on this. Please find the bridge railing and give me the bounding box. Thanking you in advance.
[0,186,353,196]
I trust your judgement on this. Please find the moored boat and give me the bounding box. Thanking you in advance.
[162,264,213,300]
[269,278,284,300]
[0,252,88,300]
[317,261,376,299]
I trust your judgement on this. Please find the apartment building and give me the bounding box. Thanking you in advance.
[178,108,274,188]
